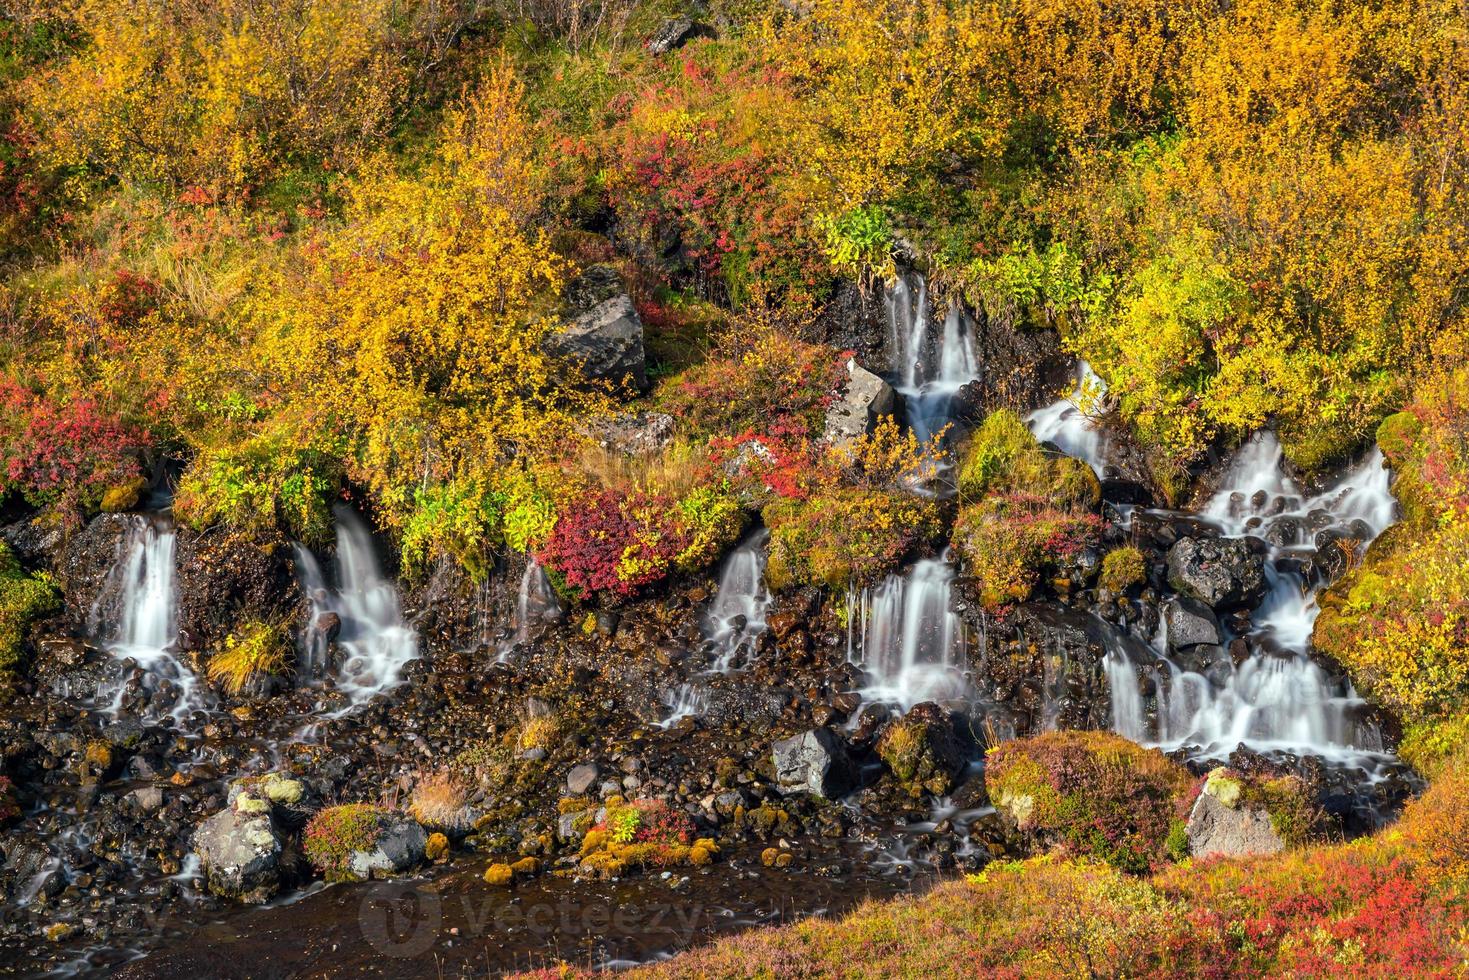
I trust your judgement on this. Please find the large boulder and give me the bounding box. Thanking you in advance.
[823,359,896,448]
[303,804,428,883]
[1185,770,1286,859]
[773,728,856,799]
[192,792,283,904]
[343,814,428,881]
[548,265,648,394]
[876,702,964,797]
[1166,536,1266,611]
[1163,595,1222,652]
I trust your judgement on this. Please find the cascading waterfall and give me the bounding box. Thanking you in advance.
[703,528,771,672]
[296,507,419,711]
[886,273,982,444]
[1102,430,1398,765]
[1026,361,1109,476]
[92,515,206,725]
[658,683,709,729]
[847,556,969,710]
[498,559,562,661]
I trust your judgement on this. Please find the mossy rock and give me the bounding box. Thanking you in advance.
[958,410,1100,510]
[1099,546,1147,593]
[0,543,60,677]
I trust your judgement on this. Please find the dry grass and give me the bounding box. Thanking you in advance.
[205,619,289,695]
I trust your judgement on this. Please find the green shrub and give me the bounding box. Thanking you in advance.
[764,489,941,590]
[302,804,391,883]
[1099,546,1147,593]
[0,543,60,677]
[958,409,1099,510]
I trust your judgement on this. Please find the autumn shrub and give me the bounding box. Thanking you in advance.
[204,619,290,696]
[536,483,745,600]
[951,493,1103,609]
[958,409,1099,510]
[175,436,340,545]
[302,804,392,882]
[577,797,714,878]
[985,731,1195,874]
[408,770,477,836]
[1099,546,1147,593]
[0,542,59,678]
[763,489,941,591]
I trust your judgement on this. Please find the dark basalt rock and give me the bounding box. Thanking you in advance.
[773,728,856,799]
[548,264,648,395]
[1166,536,1266,611]
[56,512,132,630]
[174,526,298,652]
[1163,595,1223,652]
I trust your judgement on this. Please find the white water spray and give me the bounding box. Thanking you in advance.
[498,559,562,660]
[847,556,969,710]
[703,528,771,672]
[92,516,205,725]
[1026,361,1109,476]
[886,273,982,444]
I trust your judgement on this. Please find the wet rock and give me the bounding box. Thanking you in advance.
[1186,771,1285,859]
[1166,536,1265,611]
[343,814,428,881]
[823,358,896,449]
[566,763,600,796]
[124,786,165,813]
[876,702,963,797]
[813,278,890,371]
[548,265,648,394]
[772,728,856,800]
[175,526,299,652]
[1163,596,1222,652]
[1,515,66,570]
[192,793,283,904]
[57,512,132,629]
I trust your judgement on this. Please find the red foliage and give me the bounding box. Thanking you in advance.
[0,378,149,507]
[536,489,699,599]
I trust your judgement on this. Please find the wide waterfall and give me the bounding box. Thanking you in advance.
[1101,429,1398,766]
[92,515,206,725]
[886,273,982,444]
[847,556,969,710]
[703,528,772,672]
[297,507,419,710]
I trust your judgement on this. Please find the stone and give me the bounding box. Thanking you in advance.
[772,728,856,799]
[1163,596,1223,652]
[1186,776,1285,859]
[876,702,963,797]
[646,16,703,54]
[1166,536,1266,611]
[344,813,428,881]
[588,412,676,456]
[566,762,600,796]
[192,793,283,904]
[547,265,648,393]
[125,785,165,812]
[823,359,896,449]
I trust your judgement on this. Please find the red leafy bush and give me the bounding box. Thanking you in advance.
[0,378,150,510]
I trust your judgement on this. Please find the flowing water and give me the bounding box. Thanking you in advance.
[886,273,982,445]
[498,558,563,660]
[846,557,969,711]
[1026,361,1109,476]
[1097,429,1399,768]
[703,528,772,672]
[91,515,207,726]
[296,507,419,712]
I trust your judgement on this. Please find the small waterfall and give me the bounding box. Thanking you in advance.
[886,273,982,444]
[847,556,968,710]
[296,507,419,710]
[703,529,771,671]
[658,683,709,729]
[1104,647,1146,742]
[1026,361,1109,476]
[92,516,206,725]
[499,559,562,660]
[1101,431,1398,764]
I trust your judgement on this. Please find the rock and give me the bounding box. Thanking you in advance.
[57,512,132,629]
[588,412,676,456]
[1166,536,1265,611]
[1163,596,1222,651]
[344,813,429,881]
[125,785,164,812]
[174,526,299,652]
[645,16,704,54]
[772,728,856,799]
[1186,771,1285,859]
[566,763,600,796]
[192,793,283,904]
[876,702,964,797]
[822,359,896,449]
[548,265,648,394]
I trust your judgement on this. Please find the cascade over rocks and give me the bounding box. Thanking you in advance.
[1166,536,1266,610]
[547,264,648,394]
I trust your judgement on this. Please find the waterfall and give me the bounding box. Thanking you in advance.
[1104,647,1147,742]
[848,556,969,710]
[92,516,206,725]
[498,559,562,660]
[1026,361,1109,476]
[1102,431,1397,765]
[658,683,709,729]
[296,507,419,710]
[703,528,771,672]
[886,273,982,444]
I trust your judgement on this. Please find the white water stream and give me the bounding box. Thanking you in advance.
[497,558,562,661]
[886,273,982,444]
[1026,361,1109,476]
[846,557,969,710]
[703,528,772,672]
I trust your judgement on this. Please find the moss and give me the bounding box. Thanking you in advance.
[99,475,148,513]
[1099,546,1147,593]
[1376,410,1423,466]
[1202,768,1242,809]
[958,410,1100,510]
[0,543,60,678]
[302,804,389,882]
[877,716,956,797]
[483,862,514,886]
[511,856,541,875]
[425,833,449,861]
